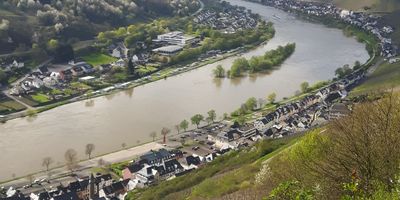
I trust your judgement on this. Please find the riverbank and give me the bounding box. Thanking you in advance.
[0,41,268,123]
[0,0,370,183]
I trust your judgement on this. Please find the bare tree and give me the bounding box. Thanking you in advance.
[175,124,181,134]
[85,143,95,159]
[161,127,171,144]
[64,149,78,173]
[149,131,157,141]
[26,174,34,184]
[42,157,53,172]
[98,158,105,167]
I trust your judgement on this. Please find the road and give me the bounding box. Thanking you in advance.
[0,142,164,195]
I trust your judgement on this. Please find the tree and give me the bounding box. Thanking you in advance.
[47,39,59,50]
[54,44,74,62]
[0,69,7,84]
[335,67,345,78]
[128,59,135,75]
[213,65,225,78]
[180,120,189,132]
[42,157,53,172]
[149,131,157,141]
[64,149,78,173]
[121,143,127,149]
[191,114,204,128]
[353,60,361,70]
[161,127,170,144]
[98,158,105,167]
[85,143,95,159]
[230,58,249,77]
[173,124,180,134]
[300,82,309,93]
[268,92,277,104]
[245,97,257,111]
[207,109,217,123]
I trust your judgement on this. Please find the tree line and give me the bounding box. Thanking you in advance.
[215,43,296,78]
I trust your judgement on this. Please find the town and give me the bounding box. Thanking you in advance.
[0,50,367,200]
[260,0,398,58]
[0,2,266,117]
[1,0,399,199]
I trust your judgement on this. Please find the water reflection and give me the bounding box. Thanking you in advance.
[85,99,95,107]
[124,88,135,98]
[212,78,223,88]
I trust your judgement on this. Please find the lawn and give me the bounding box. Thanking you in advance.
[352,61,400,95]
[137,65,159,76]
[82,52,117,66]
[30,93,51,104]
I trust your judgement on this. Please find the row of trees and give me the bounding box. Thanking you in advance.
[223,43,296,78]
[334,61,361,79]
[172,21,275,65]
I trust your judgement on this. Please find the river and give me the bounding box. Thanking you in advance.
[0,0,369,181]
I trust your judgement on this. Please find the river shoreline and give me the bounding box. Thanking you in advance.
[0,41,269,123]
[0,0,370,182]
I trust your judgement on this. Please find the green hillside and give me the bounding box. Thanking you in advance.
[127,134,304,200]
[352,60,400,95]
[129,93,400,200]
[0,0,200,55]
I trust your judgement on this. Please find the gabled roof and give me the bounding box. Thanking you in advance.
[127,163,144,173]
[95,174,112,184]
[52,192,79,200]
[186,155,201,166]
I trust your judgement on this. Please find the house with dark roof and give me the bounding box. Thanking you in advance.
[139,149,173,166]
[98,181,127,199]
[122,163,144,180]
[186,155,201,167]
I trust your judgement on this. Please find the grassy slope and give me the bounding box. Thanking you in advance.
[352,60,400,95]
[128,134,305,200]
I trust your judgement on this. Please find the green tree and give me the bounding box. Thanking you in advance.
[47,39,59,50]
[267,180,315,200]
[268,92,277,104]
[0,69,7,84]
[245,97,257,111]
[300,82,310,93]
[191,114,204,128]
[180,120,189,132]
[128,59,135,75]
[213,65,225,78]
[230,57,249,77]
[207,109,217,124]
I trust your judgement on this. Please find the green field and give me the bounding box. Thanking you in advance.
[82,52,117,66]
[0,98,26,114]
[30,93,51,103]
[352,60,400,95]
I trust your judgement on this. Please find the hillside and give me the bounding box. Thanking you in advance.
[0,0,200,55]
[127,92,400,200]
[352,60,400,95]
[303,0,400,12]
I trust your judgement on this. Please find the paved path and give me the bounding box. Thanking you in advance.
[0,142,164,194]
